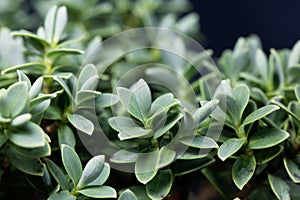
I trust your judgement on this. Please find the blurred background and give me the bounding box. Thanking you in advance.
[191,0,300,55]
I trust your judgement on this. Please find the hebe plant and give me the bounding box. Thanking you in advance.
[1,1,300,200]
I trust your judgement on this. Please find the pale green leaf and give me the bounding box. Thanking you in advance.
[135,149,159,184]
[67,113,94,135]
[77,155,105,189]
[118,189,137,200]
[78,186,117,198]
[58,125,76,149]
[7,122,45,148]
[7,82,28,117]
[242,105,279,126]
[181,135,218,149]
[218,138,246,161]
[248,129,289,149]
[61,144,82,186]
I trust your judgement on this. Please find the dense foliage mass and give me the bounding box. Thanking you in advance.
[0,1,300,200]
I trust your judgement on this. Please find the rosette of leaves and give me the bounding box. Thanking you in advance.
[200,80,291,198]
[0,70,57,176]
[46,145,116,199]
[32,0,200,41]
[108,79,219,199]
[1,5,83,80]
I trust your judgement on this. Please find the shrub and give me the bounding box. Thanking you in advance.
[0,1,300,200]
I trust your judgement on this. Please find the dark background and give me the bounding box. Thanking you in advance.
[190,0,300,56]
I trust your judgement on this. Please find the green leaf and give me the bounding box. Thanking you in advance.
[53,76,72,100]
[75,90,100,106]
[45,159,70,191]
[7,122,45,148]
[181,135,218,149]
[7,82,28,117]
[87,163,110,186]
[177,148,208,160]
[3,148,43,176]
[157,146,176,169]
[135,149,159,184]
[67,113,94,135]
[0,89,9,117]
[218,138,246,161]
[1,62,46,75]
[146,170,173,200]
[128,79,152,122]
[233,84,250,118]
[255,146,283,165]
[255,49,268,81]
[8,141,51,158]
[232,155,256,190]
[0,133,7,148]
[192,99,219,125]
[248,129,289,149]
[29,77,43,99]
[150,93,180,116]
[77,155,105,189]
[242,105,279,126]
[108,116,152,140]
[96,93,119,108]
[61,144,82,187]
[11,113,32,127]
[288,40,300,67]
[17,70,31,89]
[48,191,75,200]
[118,189,137,200]
[53,6,67,43]
[284,158,300,183]
[11,30,50,48]
[77,64,98,92]
[78,186,117,198]
[268,174,291,200]
[295,85,300,102]
[153,113,182,139]
[110,149,139,164]
[216,93,240,127]
[44,5,57,43]
[57,125,76,149]
[47,48,84,59]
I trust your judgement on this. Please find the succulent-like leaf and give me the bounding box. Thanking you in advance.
[45,158,70,191]
[7,122,45,148]
[67,113,94,135]
[61,144,82,187]
[242,105,279,126]
[232,155,256,190]
[268,174,291,200]
[283,158,300,183]
[181,135,218,149]
[118,189,137,200]
[146,170,173,200]
[78,186,117,198]
[77,155,105,189]
[218,138,246,161]
[3,148,43,176]
[108,116,151,140]
[135,149,159,184]
[248,129,289,149]
[57,125,76,149]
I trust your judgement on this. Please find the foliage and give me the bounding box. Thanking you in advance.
[1,1,300,200]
